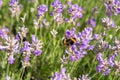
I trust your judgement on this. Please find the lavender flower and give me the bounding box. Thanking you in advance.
[50,0,65,24]
[20,41,32,68]
[64,27,94,61]
[98,39,109,50]
[0,27,9,40]
[65,28,76,39]
[76,22,80,27]
[8,54,15,64]
[68,2,83,21]
[9,0,22,17]
[0,36,19,64]
[31,35,43,56]
[101,17,114,29]
[37,4,48,18]
[87,18,96,28]
[51,68,71,80]
[51,0,64,13]
[104,0,120,16]
[4,37,19,54]
[9,0,18,6]
[96,53,115,75]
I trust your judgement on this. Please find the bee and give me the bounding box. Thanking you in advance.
[63,37,76,46]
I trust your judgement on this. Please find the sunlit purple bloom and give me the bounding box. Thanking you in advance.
[50,0,65,24]
[9,0,22,17]
[51,68,71,80]
[15,34,20,41]
[88,45,94,50]
[37,4,48,18]
[64,18,68,22]
[9,0,18,6]
[96,53,115,75]
[51,0,64,13]
[33,50,42,56]
[68,2,83,21]
[50,12,54,16]
[20,41,32,67]
[20,41,31,53]
[31,35,43,56]
[70,55,75,61]
[0,27,9,40]
[104,0,120,16]
[87,18,96,27]
[76,22,80,27]
[8,55,15,64]
[65,28,76,39]
[64,27,94,61]
[93,34,100,40]
[107,54,115,67]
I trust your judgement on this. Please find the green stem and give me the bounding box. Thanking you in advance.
[10,17,13,32]
[91,73,98,79]
[6,62,10,76]
[98,74,103,80]
[88,54,96,74]
[20,68,25,80]
[70,61,79,75]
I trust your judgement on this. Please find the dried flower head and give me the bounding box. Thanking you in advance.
[17,26,28,41]
[50,29,58,38]
[78,74,91,80]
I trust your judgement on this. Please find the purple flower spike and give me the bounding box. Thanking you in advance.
[108,54,115,67]
[63,27,94,62]
[9,0,18,6]
[68,2,83,20]
[65,28,76,39]
[51,68,71,80]
[33,50,42,56]
[87,18,96,27]
[8,55,15,64]
[31,35,43,56]
[20,41,31,52]
[51,0,64,13]
[104,0,120,16]
[96,53,115,75]
[37,4,48,18]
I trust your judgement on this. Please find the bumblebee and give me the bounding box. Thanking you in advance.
[63,37,76,46]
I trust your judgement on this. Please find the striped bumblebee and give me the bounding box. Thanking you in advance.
[63,37,76,46]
